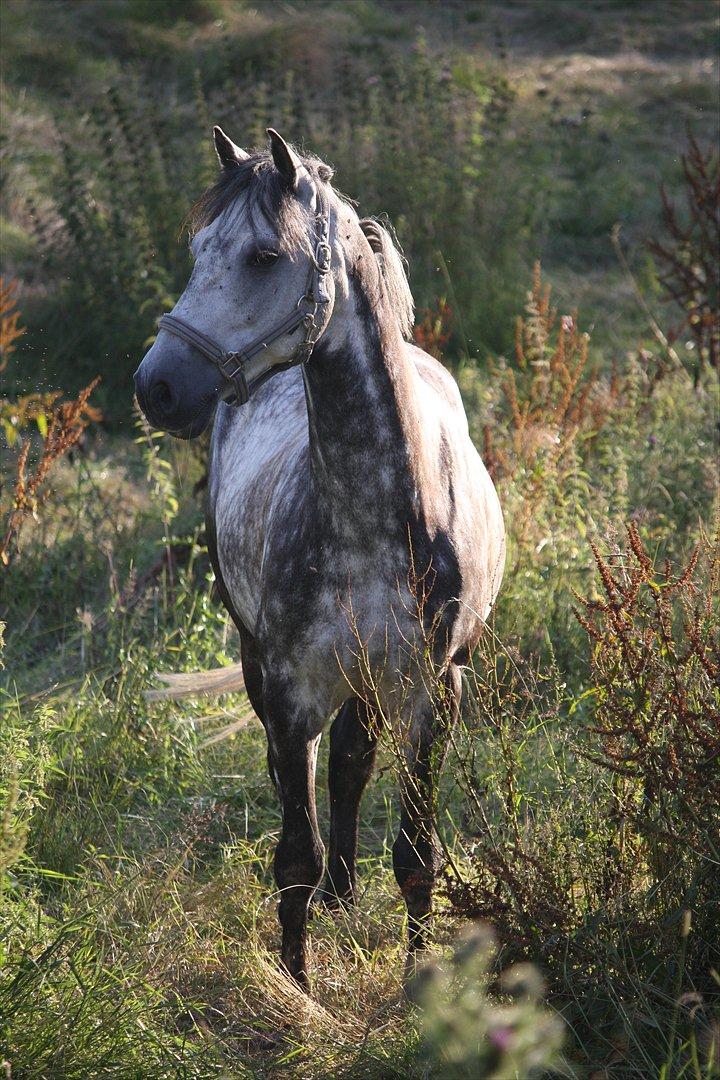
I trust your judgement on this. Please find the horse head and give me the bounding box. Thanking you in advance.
[134,127,338,437]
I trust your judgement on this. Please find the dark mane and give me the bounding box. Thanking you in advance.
[187,149,334,258]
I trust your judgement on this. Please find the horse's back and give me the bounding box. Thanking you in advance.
[408,343,467,423]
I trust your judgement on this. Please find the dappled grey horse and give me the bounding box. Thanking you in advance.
[134,127,505,989]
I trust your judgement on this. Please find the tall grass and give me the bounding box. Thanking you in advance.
[9,28,532,418]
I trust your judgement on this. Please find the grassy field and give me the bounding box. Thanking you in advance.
[1,2,719,1077]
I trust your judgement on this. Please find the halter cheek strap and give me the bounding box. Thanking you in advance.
[157,185,331,406]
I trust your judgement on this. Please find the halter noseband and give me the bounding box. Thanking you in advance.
[157,184,332,407]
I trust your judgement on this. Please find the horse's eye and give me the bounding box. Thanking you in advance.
[250,248,279,268]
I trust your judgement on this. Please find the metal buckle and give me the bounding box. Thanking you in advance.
[218,351,249,407]
[219,351,244,380]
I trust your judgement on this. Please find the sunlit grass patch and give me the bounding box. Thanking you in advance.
[1,810,421,1076]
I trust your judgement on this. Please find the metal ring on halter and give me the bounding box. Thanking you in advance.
[298,295,319,319]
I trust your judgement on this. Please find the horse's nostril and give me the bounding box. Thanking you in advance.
[149,380,175,417]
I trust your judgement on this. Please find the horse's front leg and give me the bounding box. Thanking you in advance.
[265,692,325,990]
[324,697,379,907]
[392,663,462,958]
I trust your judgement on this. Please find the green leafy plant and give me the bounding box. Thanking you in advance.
[411,924,564,1079]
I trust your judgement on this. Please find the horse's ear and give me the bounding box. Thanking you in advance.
[213,126,249,169]
[267,128,301,188]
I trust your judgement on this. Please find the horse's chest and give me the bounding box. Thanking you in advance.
[262,546,420,711]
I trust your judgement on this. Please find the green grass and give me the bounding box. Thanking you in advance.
[2,350,718,1076]
[1,686,419,1077]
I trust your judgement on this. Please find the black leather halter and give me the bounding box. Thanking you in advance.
[157,185,332,406]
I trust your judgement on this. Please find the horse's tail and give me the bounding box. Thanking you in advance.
[144,662,245,701]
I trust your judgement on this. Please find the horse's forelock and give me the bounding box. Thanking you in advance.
[186,149,332,260]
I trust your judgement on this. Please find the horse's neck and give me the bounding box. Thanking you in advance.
[302,275,421,541]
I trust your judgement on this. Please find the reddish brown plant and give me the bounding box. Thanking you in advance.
[573,522,719,833]
[413,297,453,360]
[647,133,719,385]
[1,379,102,568]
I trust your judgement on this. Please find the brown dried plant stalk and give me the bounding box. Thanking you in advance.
[0,278,26,370]
[444,524,719,1021]
[1,378,101,568]
[647,132,719,385]
[1,281,102,569]
[413,298,453,360]
[484,262,624,487]
[1,278,65,445]
[573,521,719,840]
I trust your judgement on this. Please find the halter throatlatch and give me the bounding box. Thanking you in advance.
[157,185,332,406]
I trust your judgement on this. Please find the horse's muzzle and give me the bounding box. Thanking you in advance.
[133,362,216,439]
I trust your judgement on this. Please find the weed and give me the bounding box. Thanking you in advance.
[647,133,720,386]
[444,526,719,1076]
[1,284,101,570]
[411,924,564,1079]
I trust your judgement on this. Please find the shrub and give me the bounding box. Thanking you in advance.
[647,133,719,386]
[445,525,720,1076]
[0,282,101,571]
[411,925,564,1079]
[574,524,719,987]
[0,277,57,445]
[15,33,531,419]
